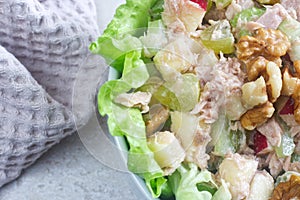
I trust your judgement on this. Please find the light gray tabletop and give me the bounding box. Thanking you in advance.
[0,1,140,199]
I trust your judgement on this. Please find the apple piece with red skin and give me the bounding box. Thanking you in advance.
[279,97,294,115]
[190,0,207,10]
[253,130,268,154]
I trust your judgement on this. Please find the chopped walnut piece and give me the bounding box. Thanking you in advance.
[294,60,300,77]
[245,59,282,103]
[236,35,265,61]
[255,28,290,57]
[241,76,268,109]
[265,61,282,103]
[240,101,275,130]
[236,28,291,126]
[292,85,300,124]
[281,69,300,124]
[282,68,300,96]
[236,28,290,66]
[247,56,268,81]
[271,175,300,200]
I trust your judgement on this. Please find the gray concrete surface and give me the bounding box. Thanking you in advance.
[0,1,141,199]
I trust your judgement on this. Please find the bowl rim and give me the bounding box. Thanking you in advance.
[108,67,157,200]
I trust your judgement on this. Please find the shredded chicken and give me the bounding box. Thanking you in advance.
[267,152,291,177]
[294,134,300,155]
[281,0,300,22]
[192,58,245,123]
[186,122,212,169]
[257,117,282,147]
[267,153,283,177]
[256,4,289,30]
[114,91,152,113]
[245,21,265,33]
[280,115,300,137]
[289,162,300,173]
[257,156,269,170]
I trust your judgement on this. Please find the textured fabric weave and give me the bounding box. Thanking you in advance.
[0,0,99,186]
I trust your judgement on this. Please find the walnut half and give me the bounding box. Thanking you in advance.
[240,101,275,130]
[236,28,290,66]
[271,175,300,200]
[255,28,290,58]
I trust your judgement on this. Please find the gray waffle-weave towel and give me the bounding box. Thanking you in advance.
[0,0,100,187]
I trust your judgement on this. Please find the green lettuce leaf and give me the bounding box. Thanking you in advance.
[91,34,142,73]
[90,0,159,72]
[149,0,164,21]
[169,163,218,200]
[211,180,232,200]
[123,51,150,88]
[95,0,167,198]
[98,83,166,197]
[97,49,166,197]
[98,80,131,116]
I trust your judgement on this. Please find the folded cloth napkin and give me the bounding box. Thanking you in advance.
[0,0,100,186]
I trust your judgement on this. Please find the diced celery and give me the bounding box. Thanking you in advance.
[153,73,200,112]
[200,20,235,54]
[275,133,295,158]
[231,7,266,28]
[278,17,300,61]
[210,114,245,156]
[211,115,235,156]
[278,17,300,42]
[230,7,266,38]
